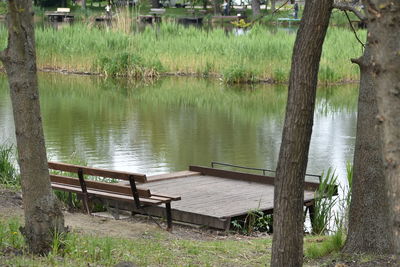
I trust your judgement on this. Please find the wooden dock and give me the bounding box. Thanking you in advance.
[177,17,204,24]
[111,165,319,230]
[137,15,162,23]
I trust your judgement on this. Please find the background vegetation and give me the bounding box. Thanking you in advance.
[0,22,365,83]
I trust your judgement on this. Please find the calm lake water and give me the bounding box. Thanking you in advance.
[0,73,357,184]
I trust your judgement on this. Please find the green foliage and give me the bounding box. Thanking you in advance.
[0,143,20,188]
[0,21,364,84]
[223,64,256,84]
[304,230,345,259]
[319,65,341,84]
[0,1,7,15]
[346,161,353,194]
[312,168,338,235]
[273,68,288,83]
[95,52,162,80]
[0,218,25,251]
[231,209,273,235]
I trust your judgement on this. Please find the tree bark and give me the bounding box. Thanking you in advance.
[271,0,275,12]
[251,0,261,18]
[82,0,87,9]
[0,0,65,255]
[270,0,333,266]
[343,48,393,254]
[363,0,400,254]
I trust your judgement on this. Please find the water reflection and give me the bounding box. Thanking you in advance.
[0,73,357,183]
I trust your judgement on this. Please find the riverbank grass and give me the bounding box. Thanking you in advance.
[0,216,272,266]
[0,22,365,83]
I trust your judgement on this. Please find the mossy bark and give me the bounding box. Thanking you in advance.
[0,0,65,255]
[363,0,400,255]
[343,46,393,254]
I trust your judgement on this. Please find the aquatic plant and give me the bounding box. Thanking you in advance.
[0,143,20,188]
[0,22,365,83]
[231,208,273,235]
[95,52,162,79]
[222,64,257,84]
[311,168,338,235]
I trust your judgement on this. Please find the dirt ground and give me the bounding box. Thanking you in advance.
[0,187,260,242]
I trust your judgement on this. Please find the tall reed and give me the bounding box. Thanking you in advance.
[312,168,338,235]
[0,22,366,83]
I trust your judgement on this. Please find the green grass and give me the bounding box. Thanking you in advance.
[0,1,7,15]
[0,143,20,189]
[0,216,273,266]
[0,22,365,83]
[0,215,356,266]
[304,231,346,259]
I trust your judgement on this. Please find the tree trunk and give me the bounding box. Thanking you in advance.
[363,0,400,254]
[270,0,333,266]
[251,0,261,18]
[343,46,393,254]
[0,0,65,255]
[82,0,87,9]
[271,0,275,12]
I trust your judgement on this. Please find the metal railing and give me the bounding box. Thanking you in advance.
[210,161,321,179]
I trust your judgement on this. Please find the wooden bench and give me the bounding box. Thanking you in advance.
[149,8,166,15]
[48,162,180,230]
[56,8,71,13]
[45,8,74,22]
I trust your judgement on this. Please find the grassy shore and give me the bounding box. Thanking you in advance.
[0,22,364,83]
[0,213,347,267]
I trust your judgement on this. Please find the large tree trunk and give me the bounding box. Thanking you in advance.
[343,45,393,254]
[271,0,275,12]
[251,0,261,18]
[363,0,400,254]
[270,0,333,266]
[0,0,65,255]
[82,0,87,9]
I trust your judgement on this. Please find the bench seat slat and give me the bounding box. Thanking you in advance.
[48,161,147,183]
[151,193,181,201]
[51,183,163,205]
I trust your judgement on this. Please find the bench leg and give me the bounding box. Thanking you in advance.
[165,202,172,231]
[82,193,91,215]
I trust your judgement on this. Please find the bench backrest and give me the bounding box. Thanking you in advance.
[48,161,147,183]
[57,8,70,13]
[50,174,151,197]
